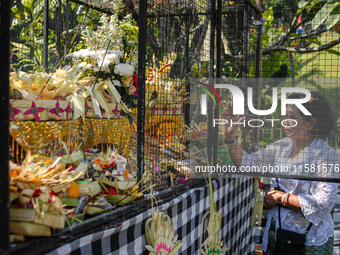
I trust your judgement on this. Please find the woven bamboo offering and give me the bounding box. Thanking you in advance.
[10,99,73,122]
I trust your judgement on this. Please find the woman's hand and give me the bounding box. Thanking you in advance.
[264,190,302,212]
[264,190,285,210]
[223,102,246,141]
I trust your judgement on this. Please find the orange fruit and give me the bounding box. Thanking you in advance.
[66,182,80,198]
[53,95,66,101]
[43,159,53,165]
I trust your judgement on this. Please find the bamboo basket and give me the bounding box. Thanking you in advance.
[147,102,183,115]
[85,101,122,119]
[10,99,73,121]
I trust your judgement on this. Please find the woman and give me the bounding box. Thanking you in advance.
[223,91,339,254]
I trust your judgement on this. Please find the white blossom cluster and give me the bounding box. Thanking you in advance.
[64,1,137,95]
[81,15,124,51]
[114,63,135,78]
[66,49,124,73]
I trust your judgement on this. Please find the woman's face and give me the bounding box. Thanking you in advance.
[283,105,315,141]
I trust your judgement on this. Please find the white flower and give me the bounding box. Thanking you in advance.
[98,58,111,70]
[75,62,87,71]
[114,63,134,77]
[66,49,123,72]
[112,79,121,86]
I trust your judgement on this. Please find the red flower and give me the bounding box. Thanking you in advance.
[133,74,138,88]
[259,182,264,190]
[33,189,43,197]
[104,186,118,195]
[48,192,57,203]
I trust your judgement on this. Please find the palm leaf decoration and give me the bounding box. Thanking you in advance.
[145,171,183,255]
[200,170,228,254]
[251,177,264,229]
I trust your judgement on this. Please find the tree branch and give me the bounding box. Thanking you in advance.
[290,28,329,41]
[67,0,115,15]
[263,36,340,54]
[267,17,306,48]
[172,22,205,44]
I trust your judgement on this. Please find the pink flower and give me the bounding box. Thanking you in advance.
[49,101,63,116]
[85,101,93,116]
[100,106,105,115]
[177,177,186,185]
[150,105,158,114]
[161,105,168,114]
[153,165,160,174]
[10,103,21,120]
[24,101,45,122]
[63,102,73,120]
[112,105,120,118]
[259,182,264,190]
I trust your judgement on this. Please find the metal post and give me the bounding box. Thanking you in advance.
[241,4,249,150]
[184,11,190,126]
[254,13,262,147]
[213,0,222,166]
[0,0,11,250]
[43,0,49,71]
[137,0,147,182]
[207,0,216,165]
[185,12,190,76]
[255,1,263,148]
[242,4,248,79]
[255,21,261,79]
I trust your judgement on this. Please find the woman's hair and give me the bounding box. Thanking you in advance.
[287,91,335,138]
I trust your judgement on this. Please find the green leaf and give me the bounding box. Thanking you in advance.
[297,0,318,15]
[77,15,84,23]
[326,48,340,56]
[298,1,309,9]
[326,12,340,29]
[310,2,336,31]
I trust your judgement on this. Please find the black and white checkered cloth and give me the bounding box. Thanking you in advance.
[46,177,254,255]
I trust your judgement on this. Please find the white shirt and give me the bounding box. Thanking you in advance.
[240,138,339,251]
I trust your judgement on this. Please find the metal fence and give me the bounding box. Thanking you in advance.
[3,0,260,252]
[136,0,260,181]
[259,0,340,149]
